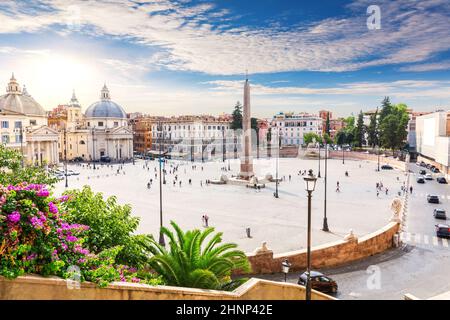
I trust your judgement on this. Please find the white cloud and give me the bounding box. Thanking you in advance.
[0,0,449,75]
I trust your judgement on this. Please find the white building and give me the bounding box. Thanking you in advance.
[150,115,236,160]
[416,110,450,178]
[0,74,59,165]
[270,112,323,145]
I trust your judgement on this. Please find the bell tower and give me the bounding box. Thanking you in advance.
[6,73,21,94]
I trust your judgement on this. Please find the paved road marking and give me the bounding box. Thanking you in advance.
[433,236,439,246]
[442,238,449,248]
[423,235,429,245]
[414,233,421,244]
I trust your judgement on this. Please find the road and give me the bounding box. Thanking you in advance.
[256,163,450,300]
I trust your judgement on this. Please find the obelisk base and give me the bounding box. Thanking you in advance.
[239,163,254,180]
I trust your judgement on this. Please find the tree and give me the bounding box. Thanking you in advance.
[148,221,250,291]
[379,103,409,154]
[325,112,331,136]
[303,132,322,145]
[335,130,346,146]
[322,133,333,145]
[367,108,379,148]
[353,110,366,147]
[0,144,56,187]
[378,97,392,124]
[60,186,153,268]
[230,101,243,130]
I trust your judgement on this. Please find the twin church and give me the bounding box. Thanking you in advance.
[0,74,133,165]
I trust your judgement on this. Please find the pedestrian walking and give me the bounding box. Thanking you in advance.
[201,215,205,227]
[410,186,413,194]
[385,188,388,195]
[204,214,209,227]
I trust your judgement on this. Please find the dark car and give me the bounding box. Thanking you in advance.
[437,177,448,184]
[420,161,427,167]
[426,164,432,169]
[100,155,111,163]
[416,177,425,184]
[431,167,440,173]
[419,169,426,175]
[298,271,338,294]
[434,209,447,220]
[436,224,450,238]
[427,195,440,204]
[381,164,393,170]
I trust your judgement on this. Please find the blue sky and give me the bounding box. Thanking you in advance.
[0,0,449,118]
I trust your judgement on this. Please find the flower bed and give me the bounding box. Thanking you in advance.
[0,183,162,287]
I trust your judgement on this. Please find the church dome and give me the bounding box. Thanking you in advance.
[85,84,126,119]
[0,74,46,116]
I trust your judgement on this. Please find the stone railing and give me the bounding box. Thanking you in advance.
[241,222,400,275]
[0,275,335,300]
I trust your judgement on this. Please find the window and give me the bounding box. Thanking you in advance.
[80,140,85,145]
[14,121,22,129]
[15,134,22,143]
[88,122,90,127]
[1,134,10,144]
[1,121,9,129]
[30,120,37,126]
[114,122,119,127]
[98,121,104,127]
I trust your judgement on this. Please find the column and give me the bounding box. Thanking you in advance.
[37,141,41,165]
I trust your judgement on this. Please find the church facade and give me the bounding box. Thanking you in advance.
[0,74,59,165]
[48,84,133,162]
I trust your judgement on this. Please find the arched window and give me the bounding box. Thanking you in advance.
[80,140,85,145]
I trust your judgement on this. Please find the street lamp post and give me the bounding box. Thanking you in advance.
[158,121,165,246]
[19,123,24,168]
[281,259,291,282]
[132,131,135,165]
[92,126,96,170]
[64,127,68,188]
[323,143,329,232]
[318,143,321,178]
[274,129,281,198]
[303,169,317,301]
[377,145,380,171]
[222,126,226,163]
[342,145,345,164]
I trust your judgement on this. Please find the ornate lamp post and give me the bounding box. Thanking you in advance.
[222,125,226,163]
[64,126,68,188]
[19,122,24,168]
[303,169,317,301]
[377,144,380,172]
[318,142,321,178]
[274,129,282,198]
[323,143,329,232]
[92,126,96,170]
[158,121,165,246]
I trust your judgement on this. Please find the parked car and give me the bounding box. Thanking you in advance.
[437,177,448,184]
[100,155,111,163]
[420,161,427,167]
[67,170,80,176]
[436,224,450,238]
[425,173,433,180]
[427,195,440,204]
[419,169,426,175]
[434,209,447,220]
[381,164,393,170]
[426,164,432,169]
[431,167,440,173]
[298,271,338,294]
[416,177,425,184]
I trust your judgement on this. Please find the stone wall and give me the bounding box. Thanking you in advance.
[0,275,334,300]
[243,222,399,274]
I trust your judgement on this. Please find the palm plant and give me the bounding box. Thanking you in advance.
[148,221,251,291]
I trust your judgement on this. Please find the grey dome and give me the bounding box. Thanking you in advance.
[85,84,127,119]
[85,100,127,118]
[0,93,46,116]
[0,74,46,116]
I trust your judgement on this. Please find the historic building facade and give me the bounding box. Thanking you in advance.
[48,84,133,162]
[0,74,58,165]
[270,112,323,146]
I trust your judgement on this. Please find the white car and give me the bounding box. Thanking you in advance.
[425,173,433,180]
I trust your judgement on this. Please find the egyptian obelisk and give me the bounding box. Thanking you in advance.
[239,74,254,179]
